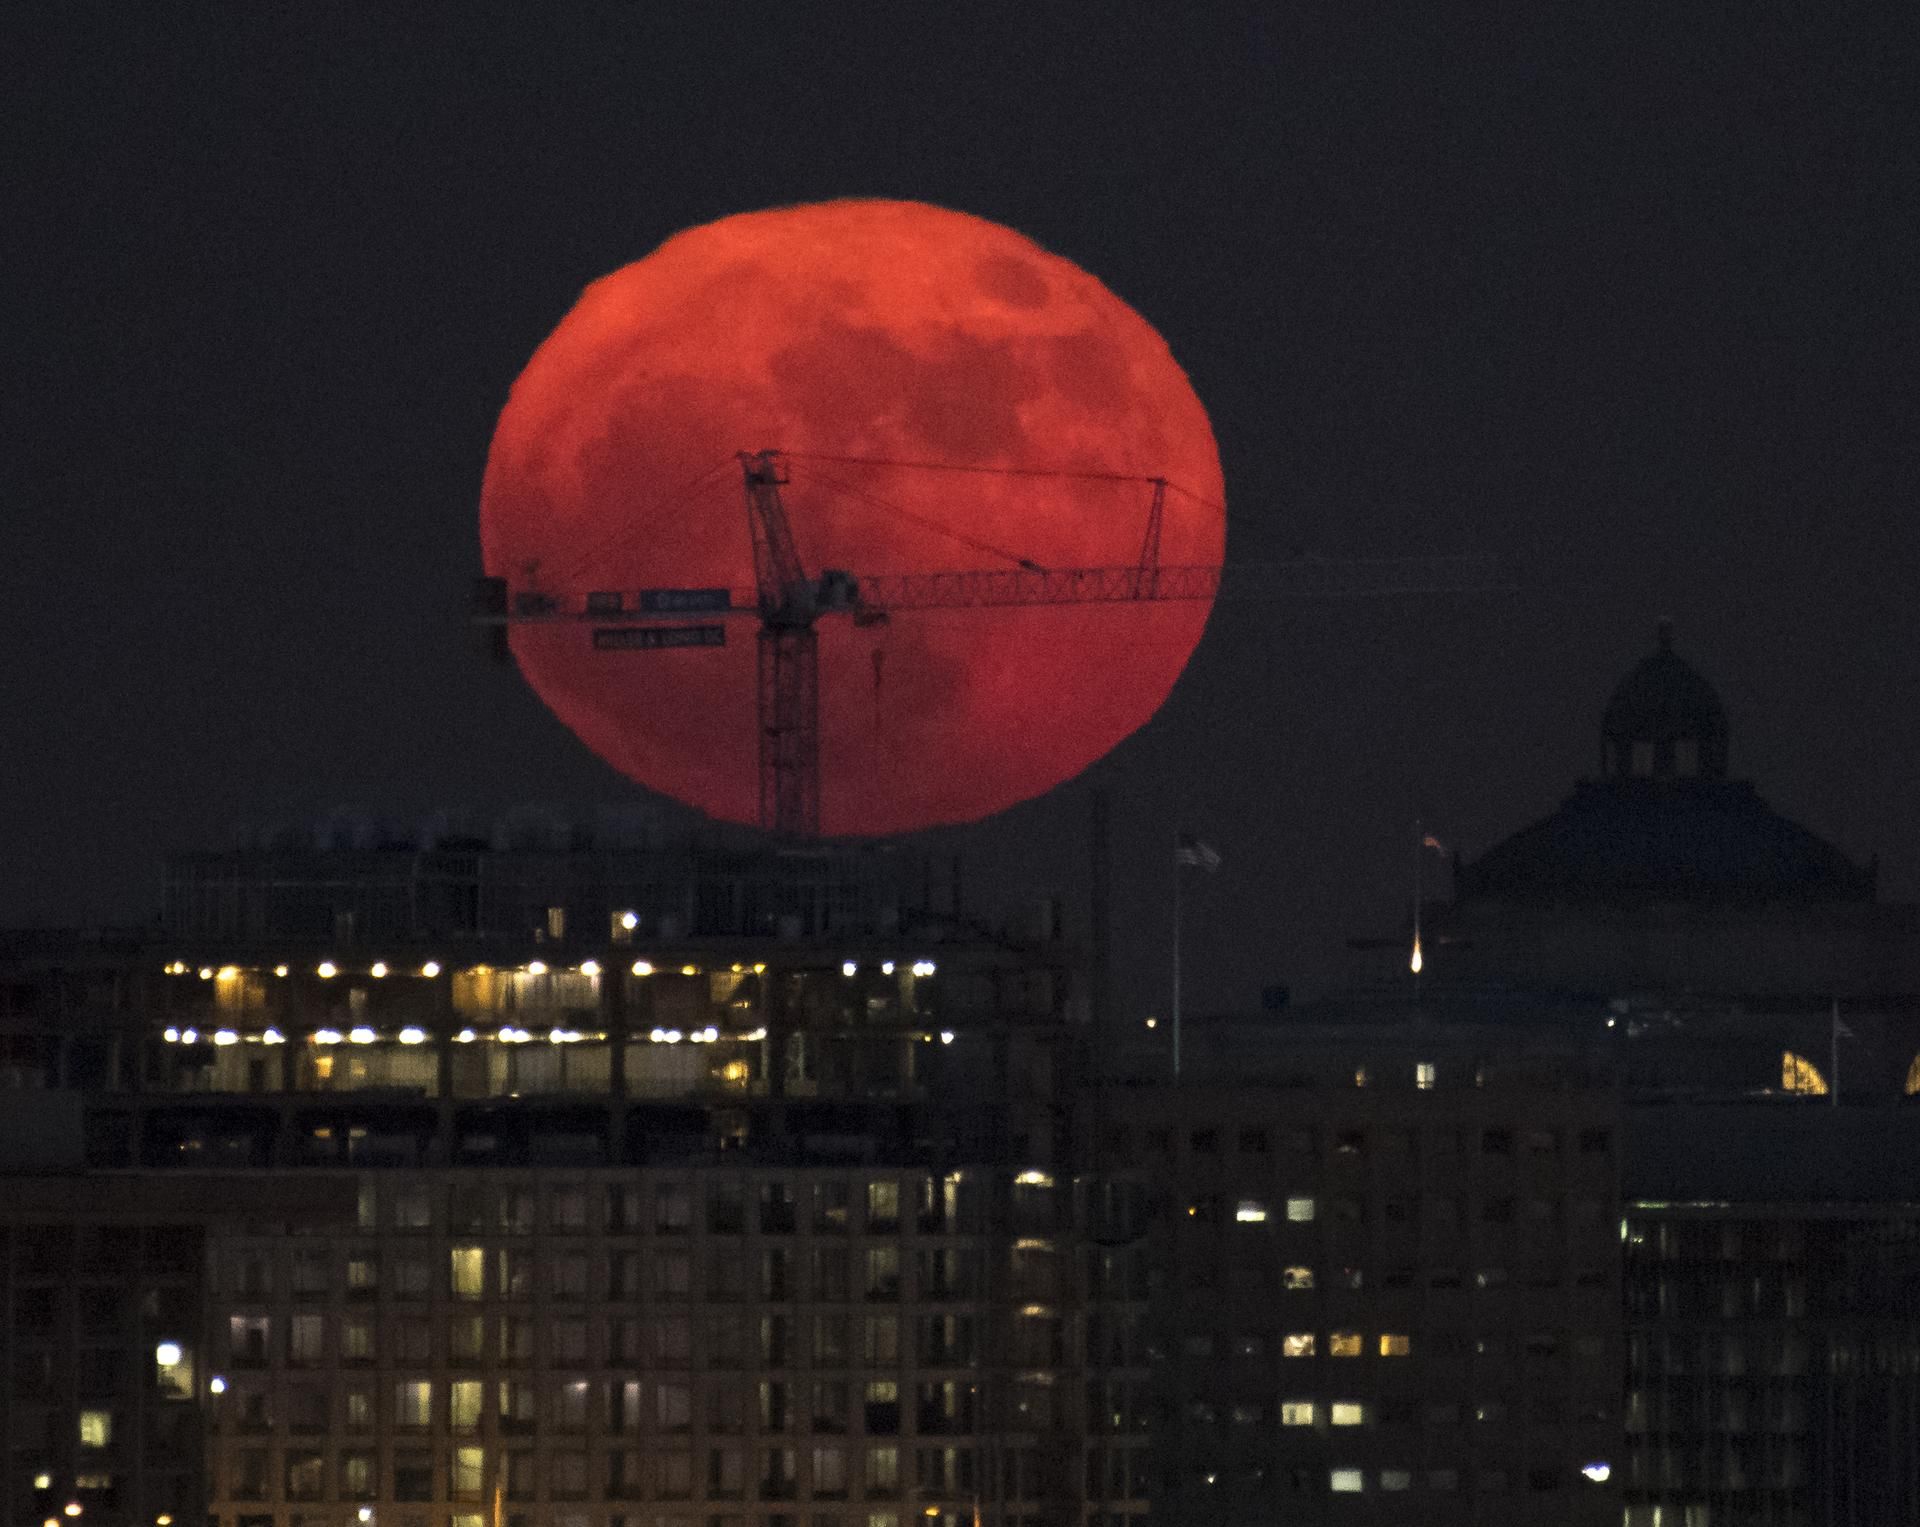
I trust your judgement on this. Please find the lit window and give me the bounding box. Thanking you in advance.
[1904,1055,1920,1096]
[1782,1051,1829,1095]
[1286,1197,1316,1222]
[1415,1061,1436,1090]
[394,1380,432,1427]
[449,1247,485,1299]
[1329,1331,1363,1358]
[1379,1333,1412,1357]
[1280,1401,1316,1426]
[1352,1066,1369,1088]
[1381,1468,1412,1490]
[1283,1266,1314,1290]
[1235,1200,1268,1224]
[1330,1468,1365,1493]
[449,1381,483,1432]
[1282,1333,1316,1358]
[78,1410,112,1447]
[1331,1402,1365,1426]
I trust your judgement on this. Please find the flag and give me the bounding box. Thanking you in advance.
[1832,1000,1853,1039]
[1175,835,1221,871]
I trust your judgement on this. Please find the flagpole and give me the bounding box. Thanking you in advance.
[1172,826,1183,1082]
[1831,997,1840,1109]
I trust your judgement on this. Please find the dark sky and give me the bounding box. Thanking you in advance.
[6,6,1917,1012]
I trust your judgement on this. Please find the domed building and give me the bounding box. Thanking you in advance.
[1436,622,1904,1002]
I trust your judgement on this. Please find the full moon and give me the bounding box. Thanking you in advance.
[480,199,1224,835]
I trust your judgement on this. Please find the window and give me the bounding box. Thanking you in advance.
[1430,1467,1460,1490]
[812,1446,848,1497]
[341,1451,375,1499]
[1415,1061,1436,1090]
[78,1409,112,1447]
[1331,1402,1365,1426]
[1283,1266,1314,1290]
[1330,1468,1364,1493]
[1330,1332,1362,1357]
[656,1182,692,1232]
[1280,1401,1315,1426]
[395,1380,433,1428]
[1285,1197,1315,1222]
[289,1314,325,1365]
[393,1256,432,1299]
[1282,1333,1316,1358]
[1379,1333,1411,1357]
[1381,1468,1411,1491]
[1782,1051,1829,1095]
[450,1445,486,1499]
[1234,1200,1268,1224]
[866,1181,900,1232]
[393,1184,434,1230]
[449,1380,483,1431]
[450,1246,485,1299]
[866,1444,901,1495]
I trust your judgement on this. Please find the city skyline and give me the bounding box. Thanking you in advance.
[7,7,1917,1011]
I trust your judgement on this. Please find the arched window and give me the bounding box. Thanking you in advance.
[1781,1051,1829,1096]
[1904,1055,1920,1097]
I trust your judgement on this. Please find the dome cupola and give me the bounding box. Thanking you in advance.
[1600,620,1728,781]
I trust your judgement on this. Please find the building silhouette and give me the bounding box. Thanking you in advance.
[5,627,1920,1527]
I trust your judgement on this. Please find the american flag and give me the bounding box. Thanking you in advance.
[1175,834,1221,871]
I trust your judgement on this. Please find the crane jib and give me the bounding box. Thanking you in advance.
[591,625,727,651]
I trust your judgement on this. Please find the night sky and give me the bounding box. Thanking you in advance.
[6,7,1917,1012]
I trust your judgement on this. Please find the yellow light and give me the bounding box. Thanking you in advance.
[421,960,441,978]
[33,1474,51,1490]
[752,962,766,974]
[64,1504,82,1517]
[159,1518,174,1526]
[526,960,548,976]
[1014,1170,1053,1188]
[348,1027,375,1044]
[273,964,289,978]
[881,961,895,975]
[209,1376,227,1394]
[579,959,601,977]
[370,962,388,978]
[213,1030,239,1046]
[1410,934,1423,975]
[216,965,238,980]
[1145,1016,1157,1029]
[398,1027,427,1045]
[312,1028,343,1045]
[842,961,858,976]
[681,964,698,976]
[197,967,213,980]
[317,961,337,979]
[620,910,639,930]
[631,960,654,976]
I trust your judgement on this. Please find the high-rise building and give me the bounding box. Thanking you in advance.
[1,821,1100,1527]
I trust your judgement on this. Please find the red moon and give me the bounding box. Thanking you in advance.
[480,200,1224,836]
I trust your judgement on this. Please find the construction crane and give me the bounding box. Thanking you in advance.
[475,449,1508,838]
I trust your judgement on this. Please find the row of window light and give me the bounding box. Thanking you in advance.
[159,1025,774,1046]
[165,957,936,979]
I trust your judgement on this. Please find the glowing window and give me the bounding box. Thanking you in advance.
[1282,1333,1316,1358]
[1283,1266,1314,1290]
[395,1380,434,1427]
[1280,1401,1316,1426]
[1905,1055,1920,1095]
[1330,1468,1364,1493]
[449,1247,485,1300]
[1782,1051,1829,1095]
[1379,1333,1412,1357]
[1330,1402,1365,1426]
[1286,1197,1316,1222]
[1329,1332,1363,1358]
[1235,1200,1268,1224]
[78,1410,112,1447]
[1415,1061,1436,1090]
[449,1381,483,1432]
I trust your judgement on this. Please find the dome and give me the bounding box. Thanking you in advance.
[1600,620,1728,781]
